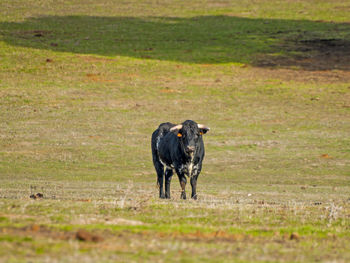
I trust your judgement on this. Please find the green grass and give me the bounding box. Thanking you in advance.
[0,14,349,66]
[1,0,350,262]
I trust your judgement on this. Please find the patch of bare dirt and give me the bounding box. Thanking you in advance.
[0,225,261,245]
[77,55,116,63]
[160,87,182,93]
[104,218,145,226]
[255,38,350,72]
[76,229,104,242]
[85,73,115,83]
[250,65,350,83]
[1,225,72,241]
[290,232,300,241]
[1,225,106,243]
[164,230,249,243]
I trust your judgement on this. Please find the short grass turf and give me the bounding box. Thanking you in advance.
[0,0,350,262]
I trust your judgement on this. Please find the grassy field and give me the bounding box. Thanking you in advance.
[0,0,350,262]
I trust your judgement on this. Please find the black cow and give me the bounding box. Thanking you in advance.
[151,120,210,200]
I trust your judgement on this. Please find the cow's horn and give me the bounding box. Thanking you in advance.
[170,124,183,132]
[198,124,210,130]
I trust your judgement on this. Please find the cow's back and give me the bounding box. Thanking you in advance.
[151,122,175,162]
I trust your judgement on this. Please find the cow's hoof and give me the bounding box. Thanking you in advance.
[180,192,186,200]
[160,194,166,199]
[191,195,197,200]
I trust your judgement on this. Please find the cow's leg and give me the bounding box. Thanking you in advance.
[164,168,173,199]
[175,168,187,199]
[190,175,199,200]
[179,175,187,200]
[154,161,165,198]
[190,165,201,200]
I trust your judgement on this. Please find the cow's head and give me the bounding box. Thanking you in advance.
[170,120,210,156]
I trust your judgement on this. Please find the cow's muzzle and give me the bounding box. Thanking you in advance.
[186,146,195,154]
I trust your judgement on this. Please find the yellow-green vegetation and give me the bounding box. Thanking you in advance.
[0,0,349,262]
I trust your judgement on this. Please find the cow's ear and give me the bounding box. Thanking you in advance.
[198,124,210,135]
[199,127,210,135]
[170,124,183,137]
